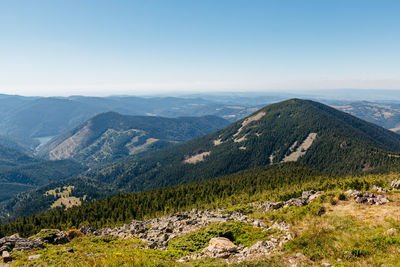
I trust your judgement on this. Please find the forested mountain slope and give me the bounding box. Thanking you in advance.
[3,99,400,221]
[38,112,229,165]
[0,144,85,203]
[86,99,400,192]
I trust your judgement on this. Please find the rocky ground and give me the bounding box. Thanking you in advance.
[0,186,395,265]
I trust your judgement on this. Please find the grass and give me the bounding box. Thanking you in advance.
[167,221,279,254]
[8,173,400,266]
[11,235,184,266]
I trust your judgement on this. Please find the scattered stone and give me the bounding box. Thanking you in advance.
[28,254,41,260]
[391,179,400,190]
[345,189,361,197]
[385,228,398,236]
[0,234,44,253]
[79,225,96,235]
[94,209,253,249]
[372,185,387,193]
[295,252,305,258]
[64,247,74,253]
[353,192,389,205]
[255,191,323,212]
[321,262,331,267]
[252,220,266,228]
[2,251,12,263]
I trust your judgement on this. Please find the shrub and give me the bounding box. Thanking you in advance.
[66,229,84,240]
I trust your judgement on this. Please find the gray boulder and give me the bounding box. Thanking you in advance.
[392,180,400,190]
[0,234,44,253]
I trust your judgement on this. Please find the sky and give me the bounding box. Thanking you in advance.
[0,0,399,96]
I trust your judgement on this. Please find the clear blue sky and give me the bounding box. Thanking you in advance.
[0,0,399,96]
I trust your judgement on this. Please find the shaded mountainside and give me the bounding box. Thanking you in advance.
[0,147,86,204]
[38,112,230,165]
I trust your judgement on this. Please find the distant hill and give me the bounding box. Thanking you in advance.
[38,112,230,165]
[0,144,86,204]
[4,99,400,221]
[88,99,400,192]
[332,101,400,133]
[0,94,259,142]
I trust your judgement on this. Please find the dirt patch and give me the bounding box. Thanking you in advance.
[328,196,400,223]
[45,186,85,209]
[184,151,211,164]
[49,122,93,160]
[213,139,223,146]
[390,126,400,133]
[50,196,82,209]
[233,111,266,137]
[282,133,317,162]
[234,134,249,143]
[127,137,159,155]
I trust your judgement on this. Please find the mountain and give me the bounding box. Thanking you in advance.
[3,99,400,221]
[0,94,260,143]
[88,98,400,192]
[0,143,86,204]
[38,112,230,165]
[331,101,400,133]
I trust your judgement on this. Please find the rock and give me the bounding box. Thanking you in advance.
[385,228,398,236]
[202,237,237,258]
[391,179,400,189]
[0,234,44,253]
[79,225,96,235]
[2,251,12,263]
[253,220,266,228]
[321,263,331,267]
[295,252,304,258]
[345,189,360,197]
[64,247,74,253]
[28,254,41,260]
[353,192,389,205]
[372,185,387,193]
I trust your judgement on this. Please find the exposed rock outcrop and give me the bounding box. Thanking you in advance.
[345,190,389,205]
[94,209,252,249]
[391,179,400,190]
[0,234,43,253]
[255,190,323,212]
[178,221,292,263]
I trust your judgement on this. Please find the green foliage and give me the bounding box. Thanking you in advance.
[11,234,183,266]
[168,221,273,253]
[31,229,60,241]
[261,201,326,225]
[1,162,399,238]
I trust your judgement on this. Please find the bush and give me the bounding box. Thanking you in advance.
[66,229,84,240]
[338,192,346,201]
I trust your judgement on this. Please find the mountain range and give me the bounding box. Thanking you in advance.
[38,112,229,165]
[3,98,400,222]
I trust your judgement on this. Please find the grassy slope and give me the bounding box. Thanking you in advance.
[7,172,400,266]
